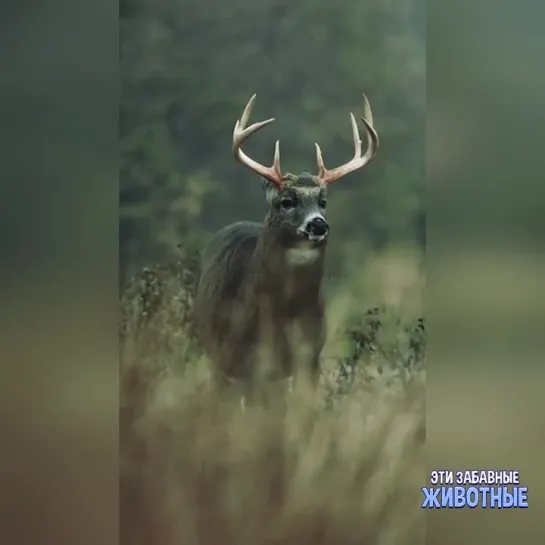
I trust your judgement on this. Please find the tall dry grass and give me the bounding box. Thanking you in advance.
[120,247,425,545]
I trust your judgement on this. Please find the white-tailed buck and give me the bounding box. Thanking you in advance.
[194,94,379,391]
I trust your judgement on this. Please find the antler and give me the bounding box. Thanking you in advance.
[232,94,287,189]
[315,94,379,185]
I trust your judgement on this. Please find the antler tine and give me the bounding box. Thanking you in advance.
[315,142,326,178]
[273,140,281,172]
[239,93,257,129]
[350,112,362,158]
[315,93,379,185]
[362,93,374,128]
[232,94,286,188]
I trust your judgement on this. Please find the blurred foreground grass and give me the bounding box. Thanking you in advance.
[119,246,426,545]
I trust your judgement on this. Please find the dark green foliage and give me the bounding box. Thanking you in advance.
[120,249,200,343]
[344,307,425,372]
[120,251,200,360]
[327,306,425,402]
[120,245,202,428]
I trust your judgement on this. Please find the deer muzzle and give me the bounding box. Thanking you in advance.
[299,214,329,243]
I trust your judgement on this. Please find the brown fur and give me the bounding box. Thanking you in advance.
[194,173,329,387]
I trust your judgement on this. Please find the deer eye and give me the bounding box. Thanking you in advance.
[280,197,295,210]
[319,199,327,209]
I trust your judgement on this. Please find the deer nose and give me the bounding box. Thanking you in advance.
[305,216,329,237]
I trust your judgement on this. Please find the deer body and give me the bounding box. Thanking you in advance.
[196,217,326,383]
[194,94,378,387]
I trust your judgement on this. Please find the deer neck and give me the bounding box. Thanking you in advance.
[249,233,325,308]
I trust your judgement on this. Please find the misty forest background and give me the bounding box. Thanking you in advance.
[120,0,425,289]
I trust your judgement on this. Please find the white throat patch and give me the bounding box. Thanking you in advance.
[286,246,320,266]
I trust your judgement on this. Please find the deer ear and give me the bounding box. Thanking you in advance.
[262,178,279,203]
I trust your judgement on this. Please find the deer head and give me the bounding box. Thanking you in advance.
[232,94,379,264]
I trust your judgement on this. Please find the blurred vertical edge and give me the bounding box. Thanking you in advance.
[0,1,118,544]
[427,0,545,543]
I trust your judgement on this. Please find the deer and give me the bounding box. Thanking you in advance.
[194,94,379,402]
